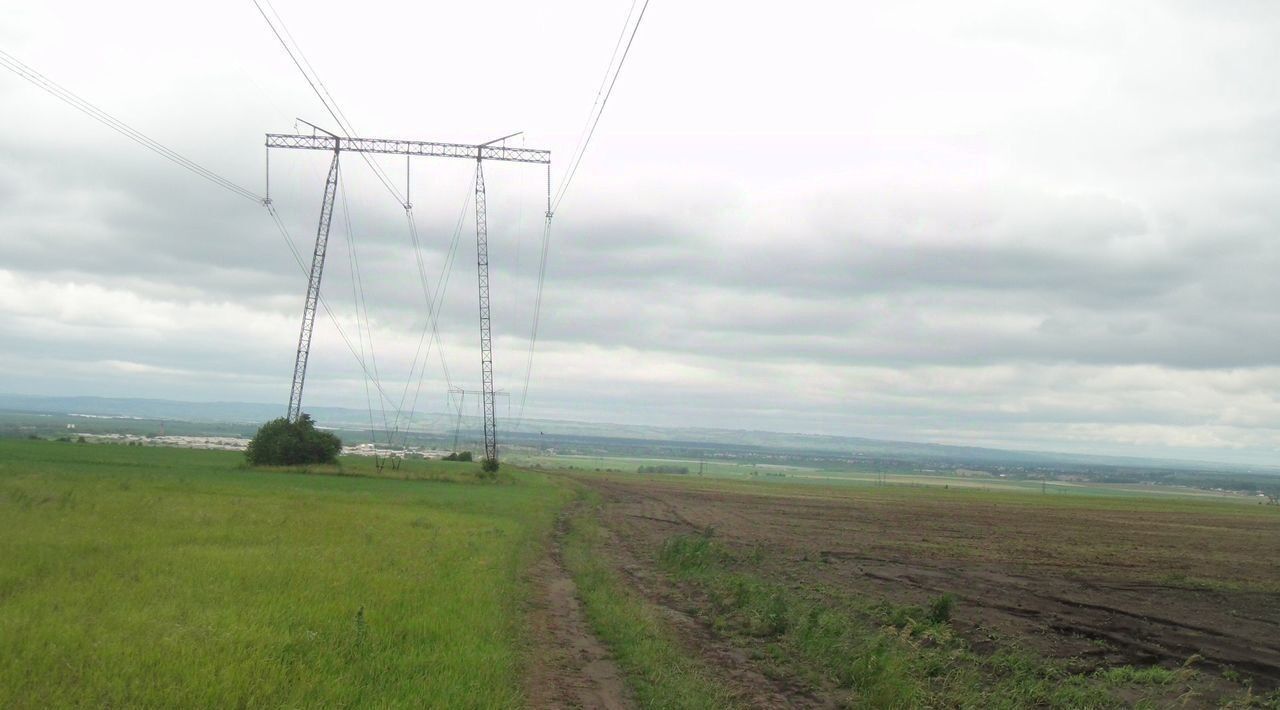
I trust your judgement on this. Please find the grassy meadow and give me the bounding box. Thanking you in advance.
[0,439,570,708]
[516,451,1262,503]
[4,438,1276,708]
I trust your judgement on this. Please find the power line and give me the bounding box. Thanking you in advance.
[266,202,405,414]
[389,184,472,448]
[558,0,639,209]
[254,0,478,435]
[0,46,414,422]
[514,1,653,429]
[512,207,552,431]
[250,0,406,208]
[261,0,357,135]
[253,0,461,427]
[338,176,389,454]
[4,36,484,437]
[552,0,652,213]
[0,48,260,203]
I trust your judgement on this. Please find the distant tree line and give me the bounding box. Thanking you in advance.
[638,465,689,475]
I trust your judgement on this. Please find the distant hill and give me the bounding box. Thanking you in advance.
[1,392,1276,477]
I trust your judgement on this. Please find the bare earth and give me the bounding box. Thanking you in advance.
[524,512,633,709]
[579,475,1280,697]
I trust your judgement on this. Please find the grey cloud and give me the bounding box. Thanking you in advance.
[5,0,1280,464]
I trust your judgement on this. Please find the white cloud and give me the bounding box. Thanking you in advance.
[3,0,1280,464]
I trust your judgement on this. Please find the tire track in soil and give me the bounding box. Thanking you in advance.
[588,485,838,708]
[582,475,1280,696]
[597,524,835,708]
[524,511,632,710]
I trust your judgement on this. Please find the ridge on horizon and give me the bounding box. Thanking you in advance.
[2,391,1276,473]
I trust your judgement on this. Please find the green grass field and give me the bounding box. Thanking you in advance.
[514,451,1260,504]
[4,439,1275,708]
[0,440,570,708]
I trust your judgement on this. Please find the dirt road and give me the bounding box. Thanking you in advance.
[524,512,633,709]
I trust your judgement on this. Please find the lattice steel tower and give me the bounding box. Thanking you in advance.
[266,126,550,467]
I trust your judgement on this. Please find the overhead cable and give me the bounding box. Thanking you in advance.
[390,175,473,447]
[266,202,404,414]
[0,48,260,203]
[515,1,653,428]
[250,0,406,208]
[552,0,652,212]
[338,177,389,454]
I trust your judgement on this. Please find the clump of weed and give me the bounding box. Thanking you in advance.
[927,593,955,624]
[880,603,917,629]
[659,530,729,573]
[752,591,790,637]
[874,593,955,635]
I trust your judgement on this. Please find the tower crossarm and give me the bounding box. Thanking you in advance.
[266,133,550,165]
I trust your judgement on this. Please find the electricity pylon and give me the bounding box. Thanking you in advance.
[266,125,550,468]
[448,386,510,454]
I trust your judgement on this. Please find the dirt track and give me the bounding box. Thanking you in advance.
[524,511,632,709]
[581,475,1280,692]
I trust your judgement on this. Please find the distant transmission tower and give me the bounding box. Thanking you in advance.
[448,386,510,454]
[266,124,550,467]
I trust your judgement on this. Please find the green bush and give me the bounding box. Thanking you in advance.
[481,457,499,473]
[245,415,341,466]
[443,451,473,462]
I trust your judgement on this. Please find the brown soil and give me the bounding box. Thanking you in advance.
[590,512,837,708]
[580,475,1280,695]
[524,512,632,709]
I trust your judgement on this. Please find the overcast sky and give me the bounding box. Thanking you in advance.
[3,1,1280,464]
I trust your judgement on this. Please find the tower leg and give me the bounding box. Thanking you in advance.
[474,160,498,465]
[287,150,341,422]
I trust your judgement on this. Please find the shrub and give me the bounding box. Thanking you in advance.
[443,451,473,462]
[481,457,499,473]
[245,414,341,466]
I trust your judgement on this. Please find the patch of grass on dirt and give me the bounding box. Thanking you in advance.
[658,529,1220,708]
[1096,665,1179,686]
[562,494,736,709]
[0,439,569,708]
